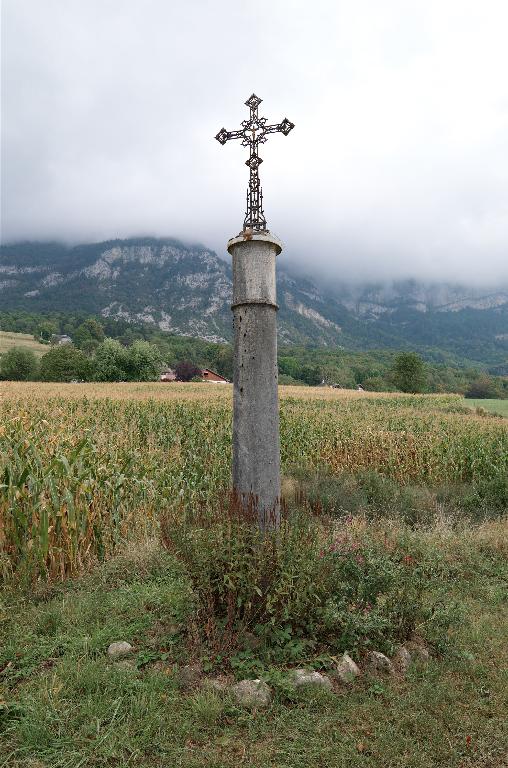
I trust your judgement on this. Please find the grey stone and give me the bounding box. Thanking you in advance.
[333,653,361,684]
[406,641,430,662]
[231,679,272,708]
[366,651,395,675]
[178,664,202,689]
[392,646,412,675]
[107,641,133,660]
[291,669,332,690]
[228,233,283,530]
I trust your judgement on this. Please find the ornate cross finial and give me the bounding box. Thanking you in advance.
[215,94,294,232]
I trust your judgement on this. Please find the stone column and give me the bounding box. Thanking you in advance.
[227,231,282,530]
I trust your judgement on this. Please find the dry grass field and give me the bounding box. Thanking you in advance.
[0,330,48,357]
[0,379,470,402]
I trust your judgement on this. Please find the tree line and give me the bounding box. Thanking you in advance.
[0,310,506,397]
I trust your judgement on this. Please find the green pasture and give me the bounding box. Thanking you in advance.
[465,398,508,418]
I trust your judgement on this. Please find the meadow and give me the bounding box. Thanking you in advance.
[466,398,508,418]
[0,331,47,357]
[1,383,507,766]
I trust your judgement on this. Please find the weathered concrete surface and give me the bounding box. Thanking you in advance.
[227,232,282,529]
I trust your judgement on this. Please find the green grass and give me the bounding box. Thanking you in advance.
[465,398,508,418]
[0,331,47,357]
[2,523,507,768]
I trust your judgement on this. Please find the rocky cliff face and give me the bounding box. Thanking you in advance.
[331,279,508,317]
[0,239,233,342]
[0,238,358,345]
[1,237,507,363]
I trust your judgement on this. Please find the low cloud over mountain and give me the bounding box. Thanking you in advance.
[1,238,507,368]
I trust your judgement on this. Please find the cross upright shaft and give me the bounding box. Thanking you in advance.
[215,94,294,232]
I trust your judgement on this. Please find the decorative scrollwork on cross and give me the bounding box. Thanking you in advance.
[215,94,294,232]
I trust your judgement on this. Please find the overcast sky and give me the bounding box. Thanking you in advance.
[2,0,508,284]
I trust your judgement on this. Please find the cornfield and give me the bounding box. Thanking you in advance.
[1,383,507,580]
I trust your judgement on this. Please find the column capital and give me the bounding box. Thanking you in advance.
[227,231,283,255]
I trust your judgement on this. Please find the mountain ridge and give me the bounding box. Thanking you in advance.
[1,237,507,366]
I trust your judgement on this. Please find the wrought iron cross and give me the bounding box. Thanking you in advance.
[215,94,294,232]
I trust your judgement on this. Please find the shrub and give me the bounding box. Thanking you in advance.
[462,474,508,517]
[465,374,503,399]
[161,498,452,663]
[162,499,328,652]
[0,347,38,381]
[362,376,394,392]
[293,468,508,525]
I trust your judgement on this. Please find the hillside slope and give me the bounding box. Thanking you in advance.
[0,330,47,357]
[1,238,507,365]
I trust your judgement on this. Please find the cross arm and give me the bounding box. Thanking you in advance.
[215,127,244,145]
[263,118,295,137]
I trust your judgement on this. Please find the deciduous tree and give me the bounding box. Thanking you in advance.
[125,340,163,381]
[93,339,128,381]
[465,374,503,399]
[175,361,202,382]
[0,347,38,380]
[39,345,91,382]
[391,353,426,393]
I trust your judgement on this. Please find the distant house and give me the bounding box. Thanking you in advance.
[160,367,177,382]
[201,368,230,384]
[50,334,72,346]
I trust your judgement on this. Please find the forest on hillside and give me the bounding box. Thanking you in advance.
[1,309,507,397]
